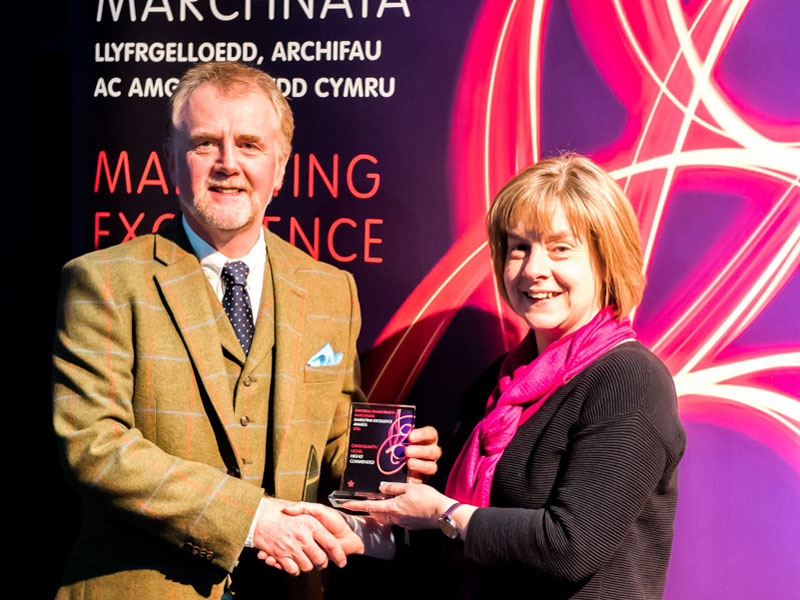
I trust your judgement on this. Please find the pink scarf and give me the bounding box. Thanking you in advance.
[445,307,635,507]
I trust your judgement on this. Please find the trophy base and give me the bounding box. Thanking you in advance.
[328,490,394,509]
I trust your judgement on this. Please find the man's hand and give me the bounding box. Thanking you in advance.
[277,502,365,555]
[405,426,442,483]
[279,502,396,560]
[251,498,349,576]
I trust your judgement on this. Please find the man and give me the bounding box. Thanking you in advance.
[53,62,437,599]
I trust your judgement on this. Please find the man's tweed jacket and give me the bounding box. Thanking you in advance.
[53,219,363,599]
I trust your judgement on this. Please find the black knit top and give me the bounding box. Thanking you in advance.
[452,341,686,599]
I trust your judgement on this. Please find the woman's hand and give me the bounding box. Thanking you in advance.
[405,426,442,483]
[342,482,453,530]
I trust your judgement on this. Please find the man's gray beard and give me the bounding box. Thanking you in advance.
[192,191,255,232]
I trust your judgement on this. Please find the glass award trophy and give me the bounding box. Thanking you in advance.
[329,402,415,507]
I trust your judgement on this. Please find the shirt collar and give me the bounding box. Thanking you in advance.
[181,215,266,280]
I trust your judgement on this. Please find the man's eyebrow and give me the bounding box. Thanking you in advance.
[187,132,265,145]
[235,133,264,145]
[188,132,218,142]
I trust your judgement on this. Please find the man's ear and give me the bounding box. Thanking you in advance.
[164,137,177,183]
[274,151,291,192]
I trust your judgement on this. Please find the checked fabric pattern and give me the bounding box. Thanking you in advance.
[52,222,363,597]
[221,261,255,353]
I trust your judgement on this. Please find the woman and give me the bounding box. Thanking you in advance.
[341,154,686,599]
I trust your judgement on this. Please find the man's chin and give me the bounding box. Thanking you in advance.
[195,205,256,232]
[207,217,255,233]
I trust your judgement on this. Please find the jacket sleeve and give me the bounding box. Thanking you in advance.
[52,254,264,572]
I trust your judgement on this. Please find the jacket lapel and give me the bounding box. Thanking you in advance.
[245,239,276,373]
[152,220,244,466]
[217,293,248,365]
[265,232,309,499]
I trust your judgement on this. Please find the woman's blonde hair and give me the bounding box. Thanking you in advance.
[487,153,645,319]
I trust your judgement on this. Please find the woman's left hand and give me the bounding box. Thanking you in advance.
[342,482,451,530]
[404,426,442,483]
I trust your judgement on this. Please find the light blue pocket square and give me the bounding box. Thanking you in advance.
[306,342,343,367]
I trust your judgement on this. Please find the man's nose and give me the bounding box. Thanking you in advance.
[215,141,240,174]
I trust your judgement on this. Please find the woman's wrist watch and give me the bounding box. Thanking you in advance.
[437,501,464,539]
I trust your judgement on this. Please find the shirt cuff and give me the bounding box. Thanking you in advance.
[244,497,269,549]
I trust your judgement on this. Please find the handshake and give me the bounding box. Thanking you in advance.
[251,426,440,575]
[250,497,372,575]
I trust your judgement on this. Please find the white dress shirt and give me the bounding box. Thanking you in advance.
[182,216,266,324]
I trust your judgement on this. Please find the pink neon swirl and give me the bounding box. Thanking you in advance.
[376,413,415,476]
[362,0,800,477]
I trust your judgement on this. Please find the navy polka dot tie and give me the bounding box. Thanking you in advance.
[221,261,255,354]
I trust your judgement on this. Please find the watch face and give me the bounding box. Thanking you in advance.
[438,515,459,539]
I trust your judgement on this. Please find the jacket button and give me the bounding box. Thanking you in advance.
[240,416,250,426]
[242,376,252,386]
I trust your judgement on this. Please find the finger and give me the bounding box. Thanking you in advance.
[407,426,438,444]
[379,481,409,495]
[404,443,442,460]
[257,552,281,568]
[308,520,347,567]
[292,543,321,572]
[340,499,386,513]
[290,504,351,542]
[407,457,438,476]
[300,537,330,570]
[281,502,311,516]
[276,556,302,576]
[288,503,337,525]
